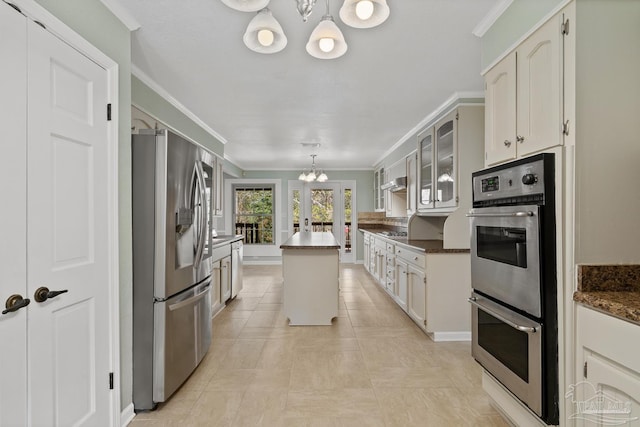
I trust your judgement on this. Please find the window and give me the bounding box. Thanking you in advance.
[234,185,275,245]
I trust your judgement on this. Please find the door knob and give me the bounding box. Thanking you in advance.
[34,287,68,303]
[2,294,30,315]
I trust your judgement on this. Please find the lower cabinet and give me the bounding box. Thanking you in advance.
[407,264,427,330]
[221,255,232,302]
[211,260,223,316]
[394,259,408,312]
[573,305,640,426]
[363,234,371,273]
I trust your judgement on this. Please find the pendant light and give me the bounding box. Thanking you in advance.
[220,0,270,12]
[306,0,347,59]
[339,0,389,29]
[299,155,329,182]
[243,8,287,54]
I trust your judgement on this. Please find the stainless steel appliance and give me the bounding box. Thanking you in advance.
[132,129,215,411]
[467,153,558,425]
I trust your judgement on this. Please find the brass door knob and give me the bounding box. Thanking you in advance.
[34,287,68,303]
[2,294,30,315]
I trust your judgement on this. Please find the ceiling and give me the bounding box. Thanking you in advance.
[114,0,503,171]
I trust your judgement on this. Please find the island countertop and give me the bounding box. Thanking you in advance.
[280,231,341,249]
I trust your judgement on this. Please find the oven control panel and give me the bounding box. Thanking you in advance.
[472,157,547,206]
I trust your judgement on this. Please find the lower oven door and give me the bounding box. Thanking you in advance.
[469,204,542,317]
[469,292,543,417]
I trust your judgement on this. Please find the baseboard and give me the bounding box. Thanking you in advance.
[120,403,135,427]
[243,260,283,265]
[431,331,471,342]
[482,370,548,427]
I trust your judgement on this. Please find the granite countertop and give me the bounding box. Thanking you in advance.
[281,231,341,249]
[359,228,469,254]
[573,264,640,325]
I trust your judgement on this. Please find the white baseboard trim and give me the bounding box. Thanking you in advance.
[482,371,547,427]
[431,331,471,342]
[243,260,283,265]
[120,403,135,427]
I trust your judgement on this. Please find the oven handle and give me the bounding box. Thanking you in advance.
[468,297,538,333]
[466,211,534,218]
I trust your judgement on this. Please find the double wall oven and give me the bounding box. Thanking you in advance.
[468,153,558,425]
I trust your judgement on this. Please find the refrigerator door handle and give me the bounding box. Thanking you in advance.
[192,162,207,269]
[168,285,210,311]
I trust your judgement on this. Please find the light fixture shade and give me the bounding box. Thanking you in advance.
[316,172,328,182]
[306,16,348,59]
[243,8,287,54]
[220,0,270,12]
[298,172,307,180]
[339,0,389,28]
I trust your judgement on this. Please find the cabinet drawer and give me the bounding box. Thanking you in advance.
[211,244,231,262]
[395,247,425,269]
[363,233,370,243]
[386,243,395,253]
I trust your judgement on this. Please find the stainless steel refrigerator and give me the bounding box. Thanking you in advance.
[132,129,215,411]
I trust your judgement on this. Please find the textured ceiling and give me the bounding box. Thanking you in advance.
[119,0,501,170]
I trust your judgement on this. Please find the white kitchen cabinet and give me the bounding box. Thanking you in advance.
[574,305,640,426]
[210,260,223,317]
[418,111,457,211]
[416,107,482,214]
[406,152,417,216]
[363,233,371,273]
[221,255,232,302]
[213,155,224,216]
[374,238,387,286]
[394,258,408,312]
[407,264,427,330]
[373,166,385,212]
[484,11,564,166]
[384,243,396,295]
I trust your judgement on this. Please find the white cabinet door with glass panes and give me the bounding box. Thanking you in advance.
[417,110,458,212]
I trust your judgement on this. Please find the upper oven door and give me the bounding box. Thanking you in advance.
[469,204,541,317]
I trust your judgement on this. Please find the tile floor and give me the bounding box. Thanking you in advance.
[130,264,509,426]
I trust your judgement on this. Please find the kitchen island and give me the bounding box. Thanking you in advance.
[280,231,340,325]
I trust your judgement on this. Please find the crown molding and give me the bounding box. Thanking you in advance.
[472,0,513,37]
[99,0,141,31]
[132,64,228,145]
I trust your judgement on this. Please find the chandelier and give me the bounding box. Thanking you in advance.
[221,0,390,59]
[298,154,328,182]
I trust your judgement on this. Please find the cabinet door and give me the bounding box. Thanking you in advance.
[213,156,224,216]
[407,265,426,330]
[417,127,434,210]
[578,351,640,427]
[211,260,222,315]
[394,259,408,312]
[0,3,28,425]
[406,153,417,216]
[485,52,517,166]
[434,111,457,209]
[221,256,231,301]
[363,239,370,272]
[516,15,562,157]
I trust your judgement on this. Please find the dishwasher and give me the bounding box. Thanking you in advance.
[230,240,243,298]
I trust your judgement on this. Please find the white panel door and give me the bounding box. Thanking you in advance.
[0,3,28,425]
[27,20,111,427]
[484,52,517,166]
[516,15,562,157]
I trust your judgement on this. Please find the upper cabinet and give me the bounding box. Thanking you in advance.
[484,12,565,166]
[406,152,417,216]
[417,110,458,212]
[374,166,385,212]
[213,156,224,216]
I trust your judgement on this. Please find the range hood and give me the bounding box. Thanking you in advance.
[380,176,407,192]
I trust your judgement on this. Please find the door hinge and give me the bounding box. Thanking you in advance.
[423,319,427,327]
[107,103,112,121]
[109,372,114,390]
[562,19,570,36]
[583,361,588,378]
[456,112,459,120]
[563,120,570,136]
[423,277,426,284]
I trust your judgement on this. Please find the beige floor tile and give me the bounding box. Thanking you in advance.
[131,264,509,427]
[285,389,382,418]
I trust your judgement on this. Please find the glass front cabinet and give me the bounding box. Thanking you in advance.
[374,166,385,212]
[417,110,458,212]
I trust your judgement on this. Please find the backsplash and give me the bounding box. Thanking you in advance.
[577,264,640,292]
[358,212,408,231]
